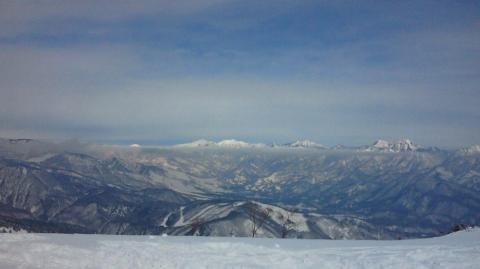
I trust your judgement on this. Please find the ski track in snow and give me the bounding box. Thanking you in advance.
[0,229,479,269]
[160,212,173,228]
[174,206,186,227]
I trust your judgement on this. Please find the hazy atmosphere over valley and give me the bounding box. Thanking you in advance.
[1,1,480,268]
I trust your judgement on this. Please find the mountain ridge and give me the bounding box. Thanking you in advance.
[1,137,479,239]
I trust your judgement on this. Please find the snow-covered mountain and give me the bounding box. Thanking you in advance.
[457,144,480,155]
[173,139,217,148]
[216,139,267,148]
[174,139,266,148]
[363,139,422,152]
[1,137,479,239]
[280,139,328,149]
[175,139,328,149]
[174,138,427,152]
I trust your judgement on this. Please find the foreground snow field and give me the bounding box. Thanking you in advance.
[0,229,479,269]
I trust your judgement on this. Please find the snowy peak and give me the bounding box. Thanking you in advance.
[372,139,390,149]
[174,139,265,148]
[174,138,431,152]
[364,139,421,152]
[282,139,327,149]
[457,144,480,155]
[217,139,267,148]
[216,139,252,148]
[174,139,216,148]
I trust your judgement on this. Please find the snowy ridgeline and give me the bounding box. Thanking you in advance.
[0,229,479,269]
[0,227,27,233]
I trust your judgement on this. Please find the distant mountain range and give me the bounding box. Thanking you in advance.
[164,138,453,153]
[1,137,479,239]
[173,138,330,149]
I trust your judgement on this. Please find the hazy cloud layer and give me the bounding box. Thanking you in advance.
[0,1,479,147]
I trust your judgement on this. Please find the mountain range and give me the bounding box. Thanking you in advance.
[171,138,428,152]
[0,137,479,239]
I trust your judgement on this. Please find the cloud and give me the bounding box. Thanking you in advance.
[0,1,479,147]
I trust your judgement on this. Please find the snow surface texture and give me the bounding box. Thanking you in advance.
[1,229,479,269]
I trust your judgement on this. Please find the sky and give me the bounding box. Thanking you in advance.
[0,0,479,147]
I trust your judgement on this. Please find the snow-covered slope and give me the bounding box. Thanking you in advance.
[174,139,266,148]
[216,139,266,148]
[280,139,328,149]
[457,144,480,155]
[363,139,422,152]
[151,201,382,239]
[173,139,217,148]
[0,228,478,269]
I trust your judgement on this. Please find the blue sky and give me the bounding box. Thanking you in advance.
[0,0,479,147]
